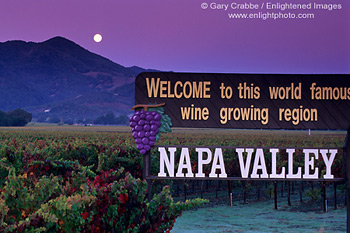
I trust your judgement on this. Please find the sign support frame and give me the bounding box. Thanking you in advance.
[142,140,349,231]
[343,128,350,233]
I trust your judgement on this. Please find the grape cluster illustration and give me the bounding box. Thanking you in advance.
[129,104,172,154]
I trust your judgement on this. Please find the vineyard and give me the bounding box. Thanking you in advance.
[0,125,347,232]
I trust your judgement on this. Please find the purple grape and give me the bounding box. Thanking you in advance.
[145,111,151,115]
[145,131,150,137]
[151,111,157,115]
[135,138,142,144]
[150,124,158,131]
[149,128,159,134]
[150,130,156,136]
[154,113,161,121]
[143,124,151,131]
[149,136,156,141]
[134,111,141,115]
[138,119,145,126]
[151,120,161,127]
[129,115,133,122]
[149,140,155,146]
[144,145,151,151]
[140,149,147,154]
[140,113,146,119]
[132,115,140,122]
[134,125,142,131]
[138,131,145,138]
[137,144,144,150]
[146,114,153,121]
[132,132,138,138]
[142,137,149,145]
[144,121,150,125]
[130,121,137,127]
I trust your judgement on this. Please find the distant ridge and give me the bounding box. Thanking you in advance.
[0,36,156,123]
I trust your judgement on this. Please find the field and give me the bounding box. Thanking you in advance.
[172,198,347,232]
[0,125,347,232]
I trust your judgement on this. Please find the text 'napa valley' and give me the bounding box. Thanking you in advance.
[157,147,338,180]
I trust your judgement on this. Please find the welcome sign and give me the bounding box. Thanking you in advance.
[134,72,349,182]
[135,73,350,130]
[133,72,350,230]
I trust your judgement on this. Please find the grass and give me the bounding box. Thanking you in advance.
[172,198,346,232]
[171,180,347,232]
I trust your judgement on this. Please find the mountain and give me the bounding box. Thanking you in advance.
[0,36,154,123]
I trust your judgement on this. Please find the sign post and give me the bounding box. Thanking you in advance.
[142,150,152,201]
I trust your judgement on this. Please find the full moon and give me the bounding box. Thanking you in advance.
[93,34,102,43]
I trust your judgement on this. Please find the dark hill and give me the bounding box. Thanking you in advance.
[0,36,153,123]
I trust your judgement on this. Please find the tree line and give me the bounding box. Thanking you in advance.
[93,113,128,125]
[0,109,32,126]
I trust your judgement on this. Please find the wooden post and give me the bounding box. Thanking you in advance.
[334,182,337,210]
[288,181,291,206]
[142,152,148,180]
[281,181,284,197]
[299,181,303,203]
[201,187,204,199]
[302,181,304,192]
[192,181,195,194]
[274,181,278,210]
[322,182,327,212]
[343,128,350,233]
[228,181,232,206]
[143,151,152,201]
[216,181,219,199]
[243,181,247,204]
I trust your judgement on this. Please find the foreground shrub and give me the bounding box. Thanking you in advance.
[0,168,208,232]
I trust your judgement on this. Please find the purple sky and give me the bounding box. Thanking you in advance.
[1,0,349,74]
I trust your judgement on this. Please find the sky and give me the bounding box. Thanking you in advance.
[1,0,349,74]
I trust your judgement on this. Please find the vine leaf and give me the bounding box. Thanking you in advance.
[147,106,172,142]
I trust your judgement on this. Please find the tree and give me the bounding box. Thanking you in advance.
[115,114,129,125]
[0,110,9,126]
[0,108,32,126]
[93,113,129,125]
[94,113,116,125]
